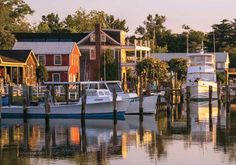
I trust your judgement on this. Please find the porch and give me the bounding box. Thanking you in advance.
[0,66,24,84]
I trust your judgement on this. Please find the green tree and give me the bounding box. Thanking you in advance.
[136,58,168,83]
[36,13,70,32]
[64,8,129,32]
[0,0,33,49]
[168,58,188,80]
[135,14,167,52]
[36,64,48,82]
[100,49,118,80]
[216,72,225,84]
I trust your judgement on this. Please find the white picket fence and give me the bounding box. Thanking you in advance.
[1,84,79,100]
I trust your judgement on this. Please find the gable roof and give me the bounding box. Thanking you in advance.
[13,42,76,54]
[14,33,89,43]
[151,52,229,63]
[0,50,32,63]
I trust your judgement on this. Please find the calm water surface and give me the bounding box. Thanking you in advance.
[0,101,236,165]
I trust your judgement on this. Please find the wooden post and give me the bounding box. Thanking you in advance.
[113,88,117,123]
[81,88,86,118]
[139,76,143,121]
[186,86,191,131]
[217,82,221,110]
[29,86,33,103]
[51,85,55,103]
[166,87,172,121]
[8,85,13,106]
[209,85,213,131]
[226,85,230,113]
[77,84,81,101]
[65,84,69,104]
[45,90,50,117]
[22,84,28,117]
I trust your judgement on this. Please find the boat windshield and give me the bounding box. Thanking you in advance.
[107,82,123,93]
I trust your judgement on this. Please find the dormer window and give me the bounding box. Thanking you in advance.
[101,34,106,42]
[90,33,106,42]
[90,34,95,42]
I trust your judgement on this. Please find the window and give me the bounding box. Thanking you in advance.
[38,55,46,65]
[101,34,106,42]
[52,73,60,82]
[90,34,95,42]
[90,49,96,60]
[54,55,62,65]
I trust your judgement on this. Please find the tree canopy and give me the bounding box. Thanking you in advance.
[0,0,34,49]
[35,8,129,33]
[167,58,188,80]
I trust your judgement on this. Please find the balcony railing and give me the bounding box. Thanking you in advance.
[228,68,236,73]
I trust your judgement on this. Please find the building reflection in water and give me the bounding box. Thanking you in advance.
[0,101,236,165]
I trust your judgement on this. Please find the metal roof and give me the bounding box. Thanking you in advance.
[13,42,76,54]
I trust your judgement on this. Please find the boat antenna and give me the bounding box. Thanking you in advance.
[200,40,204,54]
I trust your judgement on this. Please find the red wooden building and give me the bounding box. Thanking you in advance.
[13,42,80,82]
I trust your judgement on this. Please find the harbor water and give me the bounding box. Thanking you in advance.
[0,101,235,165]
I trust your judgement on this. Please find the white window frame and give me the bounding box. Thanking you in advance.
[54,55,62,65]
[52,73,61,82]
[90,49,96,60]
[38,55,46,65]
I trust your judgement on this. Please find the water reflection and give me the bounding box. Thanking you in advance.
[1,102,236,165]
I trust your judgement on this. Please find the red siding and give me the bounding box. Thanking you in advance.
[69,44,80,82]
[35,54,69,66]
[48,71,68,82]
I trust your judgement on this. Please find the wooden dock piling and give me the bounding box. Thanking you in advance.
[45,90,50,117]
[81,88,86,118]
[51,85,55,103]
[113,88,117,123]
[209,85,213,131]
[186,86,191,130]
[226,85,230,113]
[23,84,29,117]
[217,82,221,110]
[29,86,33,103]
[139,76,143,121]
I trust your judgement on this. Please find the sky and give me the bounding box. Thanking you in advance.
[24,0,236,35]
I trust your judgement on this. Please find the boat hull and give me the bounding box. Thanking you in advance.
[125,95,158,115]
[1,100,129,119]
[184,81,218,101]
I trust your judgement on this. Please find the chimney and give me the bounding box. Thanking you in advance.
[95,23,101,80]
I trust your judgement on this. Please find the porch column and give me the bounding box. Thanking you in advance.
[10,67,13,83]
[4,66,7,82]
[149,51,151,57]
[16,67,19,85]
[140,50,142,61]
[134,50,137,64]
[145,50,147,58]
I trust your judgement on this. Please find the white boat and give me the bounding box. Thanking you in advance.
[1,89,129,119]
[183,51,218,101]
[104,81,158,114]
